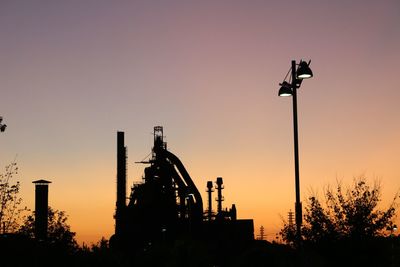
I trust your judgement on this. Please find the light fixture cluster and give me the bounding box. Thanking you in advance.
[278,60,313,97]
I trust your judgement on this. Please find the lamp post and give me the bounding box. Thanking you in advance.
[278,60,313,245]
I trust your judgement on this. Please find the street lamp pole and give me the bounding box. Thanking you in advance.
[279,59,313,246]
[290,60,302,245]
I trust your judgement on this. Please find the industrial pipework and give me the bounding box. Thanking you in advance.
[110,126,254,250]
[216,177,224,214]
[111,126,204,248]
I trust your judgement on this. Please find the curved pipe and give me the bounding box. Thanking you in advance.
[158,149,203,219]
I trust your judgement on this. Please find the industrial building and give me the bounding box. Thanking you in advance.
[110,126,254,250]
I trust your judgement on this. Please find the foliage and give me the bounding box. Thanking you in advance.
[281,177,398,244]
[0,162,27,233]
[90,236,109,252]
[279,219,296,246]
[19,206,78,251]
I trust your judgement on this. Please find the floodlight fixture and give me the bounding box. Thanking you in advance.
[278,81,293,97]
[296,61,313,79]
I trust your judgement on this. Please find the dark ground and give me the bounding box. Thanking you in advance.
[1,234,399,267]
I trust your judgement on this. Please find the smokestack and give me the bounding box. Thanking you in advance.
[32,179,51,240]
[206,181,213,221]
[116,131,127,235]
[216,177,224,214]
[230,204,237,220]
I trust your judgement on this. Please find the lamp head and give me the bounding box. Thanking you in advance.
[296,61,313,79]
[278,81,292,97]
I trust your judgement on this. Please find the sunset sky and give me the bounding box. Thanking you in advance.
[1,1,400,244]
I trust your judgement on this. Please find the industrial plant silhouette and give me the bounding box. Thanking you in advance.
[110,126,254,250]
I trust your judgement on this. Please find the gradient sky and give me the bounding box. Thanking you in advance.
[1,0,400,244]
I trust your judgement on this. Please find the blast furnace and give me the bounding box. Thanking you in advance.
[110,126,253,249]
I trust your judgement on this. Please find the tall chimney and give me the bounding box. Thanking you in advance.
[206,181,214,221]
[32,180,51,240]
[116,131,127,235]
[216,177,224,214]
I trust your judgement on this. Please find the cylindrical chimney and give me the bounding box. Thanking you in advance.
[216,177,224,214]
[116,131,127,235]
[32,180,51,240]
[206,181,213,221]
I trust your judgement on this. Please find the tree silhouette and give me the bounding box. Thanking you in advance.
[281,177,398,244]
[0,162,27,233]
[0,116,6,132]
[19,207,78,251]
